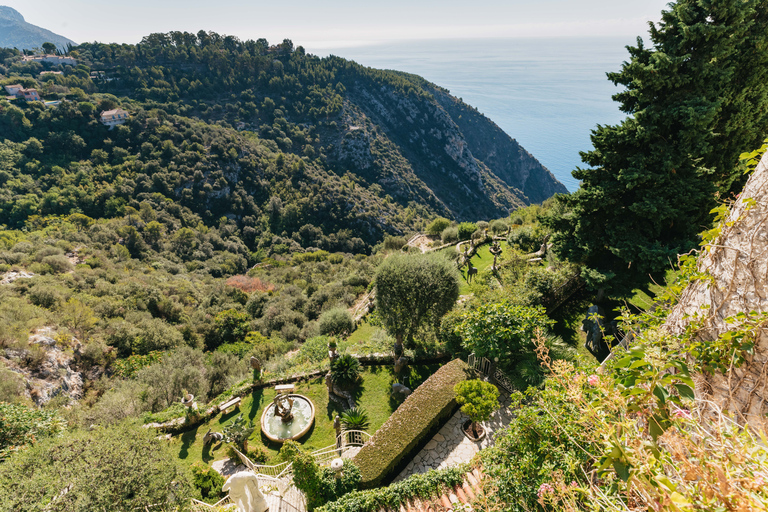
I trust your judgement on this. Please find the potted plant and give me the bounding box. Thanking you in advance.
[454,379,500,441]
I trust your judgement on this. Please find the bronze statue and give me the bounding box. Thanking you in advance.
[273,393,294,423]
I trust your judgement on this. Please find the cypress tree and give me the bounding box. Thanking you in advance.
[545,0,768,294]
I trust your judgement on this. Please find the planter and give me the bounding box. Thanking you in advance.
[461,419,485,441]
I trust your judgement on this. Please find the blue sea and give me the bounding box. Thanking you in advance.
[311,37,640,192]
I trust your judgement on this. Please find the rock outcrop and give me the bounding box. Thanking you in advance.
[664,147,768,432]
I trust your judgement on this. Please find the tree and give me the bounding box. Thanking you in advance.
[426,217,451,236]
[454,379,500,437]
[544,0,768,295]
[454,301,553,377]
[374,253,460,347]
[0,423,192,512]
[41,42,56,54]
[317,307,354,337]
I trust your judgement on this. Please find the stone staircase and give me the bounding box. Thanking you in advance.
[385,467,485,512]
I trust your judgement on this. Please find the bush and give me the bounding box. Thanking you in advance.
[191,462,225,502]
[41,254,73,274]
[507,225,546,253]
[490,219,508,234]
[352,359,471,488]
[330,354,361,389]
[454,379,500,436]
[295,335,332,365]
[457,222,477,241]
[440,226,458,244]
[426,217,451,236]
[316,464,468,512]
[0,402,65,460]
[318,307,354,337]
[0,423,192,511]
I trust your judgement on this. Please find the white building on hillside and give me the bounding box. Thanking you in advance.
[100,108,130,128]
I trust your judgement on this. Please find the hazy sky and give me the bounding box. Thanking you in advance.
[6,0,671,49]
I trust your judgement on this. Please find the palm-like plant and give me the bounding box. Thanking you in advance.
[330,354,361,389]
[340,407,370,431]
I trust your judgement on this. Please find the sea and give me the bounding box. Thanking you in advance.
[310,37,641,193]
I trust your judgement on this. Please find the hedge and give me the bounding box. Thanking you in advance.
[352,358,471,488]
[316,464,469,512]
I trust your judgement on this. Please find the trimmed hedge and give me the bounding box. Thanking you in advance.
[352,358,471,488]
[316,464,469,512]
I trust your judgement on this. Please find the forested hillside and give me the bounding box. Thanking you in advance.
[0,32,565,258]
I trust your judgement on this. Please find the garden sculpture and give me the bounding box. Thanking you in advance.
[466,263,478,283]
[222,471,269,512]
[273,393,294,423]
[203,428,224,445]
[249,356,261,372]
[181,393,195,407]
[325,372,334,394]
[489,241,502,271]
[394,355,408,374]
[392,382,412,397]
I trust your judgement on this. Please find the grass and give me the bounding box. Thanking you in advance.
[172,364,440,468]
[459,243,501,295]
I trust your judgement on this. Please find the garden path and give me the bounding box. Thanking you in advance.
[392,391,514,482]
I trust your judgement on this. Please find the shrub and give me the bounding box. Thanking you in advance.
[211,308,251,349]
[454,379,500,437]
[41,254,73,274]
[316,464,468,512]
[0,423,192,511]
[426,217,451,236]
[330,354,361,389]
[318,307,354,337]
[457,222,477,241]
[340,407,370,431]
[0,402,65,460]
[440,226,458,244]
[191,462,225,502]
[0,368,26,404]
[507,225,545,253]
[352,359,471,488]
[490,219,508,234]
[295,335,332,365]
[223,414,255,451]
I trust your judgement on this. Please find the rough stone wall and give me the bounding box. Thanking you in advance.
[664,148,768,432]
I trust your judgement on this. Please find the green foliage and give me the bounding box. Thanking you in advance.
[112,350,163,378]
[330,354,361,389]
[191,462,225,502]
[280,440,325,510]
[0,402,65,460]
[340,407,370,431]
[223,413,255,451]
[318,307,354,337]
[426,217,451,236]
[353,359,471,488]
[316,464,468,512]
[454,301,554,377]
[0,422,192,512]
[454,379,500,425]
[440,225,458,244]
[211,308,251,349]
[457,222,477,241]
[374,252,460,346]
[545,0,768,295]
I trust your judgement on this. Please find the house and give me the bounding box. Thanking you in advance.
[20,89,40,102]
[100,108,130,128]
[4,84,23,96]
[22,55,77,66]
[40,71,63,76]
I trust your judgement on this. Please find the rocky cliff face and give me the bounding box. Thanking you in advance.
[326,73,567,221]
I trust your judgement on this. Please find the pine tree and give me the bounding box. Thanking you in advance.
[544,0,768,295]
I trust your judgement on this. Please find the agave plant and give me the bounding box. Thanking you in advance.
[330,354,361,389]
[340,407,370,431]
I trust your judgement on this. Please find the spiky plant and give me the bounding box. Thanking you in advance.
[340,407,370,431]
[330,354,361,389]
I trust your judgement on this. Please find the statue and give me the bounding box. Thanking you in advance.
[333,415,341,439]
[203,428,224,446]
[325,372,334,394]
[489,241,502,271]
[466,263,478,283]
[222,471,269,512]
[250,356,261,372]
[392,382,412,397]
[394,355,408,374]
[272,393,294,423]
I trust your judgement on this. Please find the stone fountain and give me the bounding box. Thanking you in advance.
[260,384,315,443]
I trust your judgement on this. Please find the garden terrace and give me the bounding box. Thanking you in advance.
[170,364,441,467]
[353,359,472,488]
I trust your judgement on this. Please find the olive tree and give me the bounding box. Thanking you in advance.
[374,252,460,348]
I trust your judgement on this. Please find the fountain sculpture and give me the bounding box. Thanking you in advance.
[260,384,315,443]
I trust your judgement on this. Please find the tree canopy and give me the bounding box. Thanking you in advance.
[374,252,460,347]
[544,0,768,295]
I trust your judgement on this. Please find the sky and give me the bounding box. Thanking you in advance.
[6,0,672,49]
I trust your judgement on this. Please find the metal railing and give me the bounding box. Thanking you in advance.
[467,353,513,394]
[190,496,232,512]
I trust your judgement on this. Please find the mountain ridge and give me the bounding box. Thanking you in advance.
[0,6,75,50]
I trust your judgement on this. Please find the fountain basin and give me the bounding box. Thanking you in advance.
[260,394,315,443]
